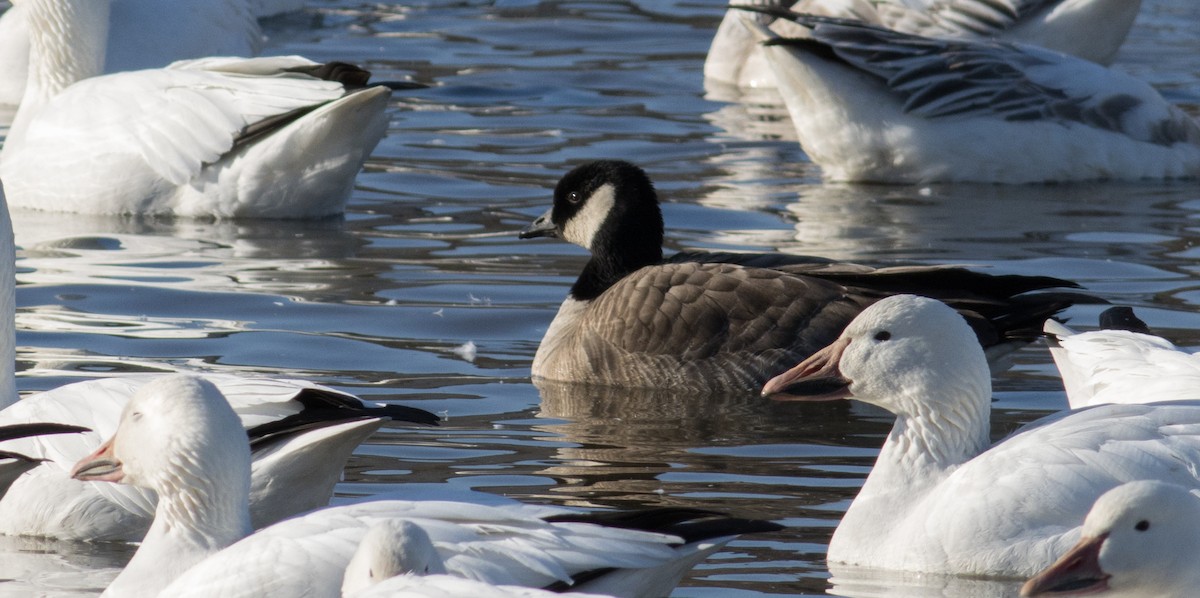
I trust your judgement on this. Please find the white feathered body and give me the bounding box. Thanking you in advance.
[2,56,389,218]
[705,0,1143,88]
[161,499,703,598]
[754,17,1200,183]
[767,297,1200,577]
[0,374,383,541]
[0,0,262,106]
[1045,320,1200,408]
[350,574,613,598]
[833,401,1200,575]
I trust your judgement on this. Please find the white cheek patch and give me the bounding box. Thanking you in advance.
[561,183,615,251]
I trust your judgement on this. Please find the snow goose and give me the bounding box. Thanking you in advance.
[706,0,1142,89]
[71,375,782,598]
[1021,481,1200,597]
[518,160,1095,391]
[0,191,435,541]
[740,11,1200,183]
[341,519,611,597]
[71,375,253,597]
[0,0,262,107]
[760,294,1200,576]
[1044,307,1200,408]
[1,0,422,218]
[0,373,439,541]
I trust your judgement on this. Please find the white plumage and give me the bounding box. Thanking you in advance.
[705,0,1142,89]
[70,377,775,598]
[1022,481,1200,597]
[341,519,449,595]
[0,188,437,541]
[351,575,614,598]
[0,373,435,541]
[0,0,262,106]
[1044,318,1200,408]
[158,499,734,598]
[762,295,1200,576]
[1,0,398,218]
[744,12,1200,183]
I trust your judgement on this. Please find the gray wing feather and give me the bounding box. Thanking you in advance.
[874,0,1058,37]
[763,15,1200,146]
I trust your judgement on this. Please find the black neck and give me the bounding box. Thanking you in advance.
[559,160,666,301]
[570,242,663,301]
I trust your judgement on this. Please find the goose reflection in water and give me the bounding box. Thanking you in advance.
[12,211,365,297]
[0,534,130,595]
[533,378,889,500]
[688,153,1200,273]
[531,379,889,592]
[826,563,1022,598]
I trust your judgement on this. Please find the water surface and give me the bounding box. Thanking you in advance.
[4,0,1200,595]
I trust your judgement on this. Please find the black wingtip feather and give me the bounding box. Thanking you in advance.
[292,388,441,426]
[247,413,376,450]
[1043,327,1065,348]
[287,61,373,87]
[0,423,90,442]
[373,80,429,91]
[730,5,886,32]
[541,508,782,592]
[544,507,784,543]
[0,450,43,464]
[246,388,439,450]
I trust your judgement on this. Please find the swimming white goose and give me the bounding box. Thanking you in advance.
[1,0,418,218]
[1043,307,1200,408]
[1021,481,1200,597]
[342,519,612,598]
[518,160,1093,391]
[0,373,439,541]
[0,0,262,107]
[705,0,1142,89]
[71,375,781,598]
[761,294,1200,576]
[0,190,432,541]
[342,519,448,595]
[741,11,1200,183]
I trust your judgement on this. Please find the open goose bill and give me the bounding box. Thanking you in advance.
[518,208,559,240]
[761,337,853,401]
[1020,534,1111,596]
[70,437,124,483]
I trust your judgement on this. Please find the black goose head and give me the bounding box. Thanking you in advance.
[521,161,666,300]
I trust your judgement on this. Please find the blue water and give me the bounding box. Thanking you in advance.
[4,0,1200,595]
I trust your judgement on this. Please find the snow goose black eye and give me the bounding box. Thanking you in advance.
[567,191,582,204]
[1135,520,1150,532]
[874,330,891,342]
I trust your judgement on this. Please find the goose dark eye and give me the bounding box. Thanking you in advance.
[567,191,582,204]
[1135,520,1150,532]
[874,330,891,341]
